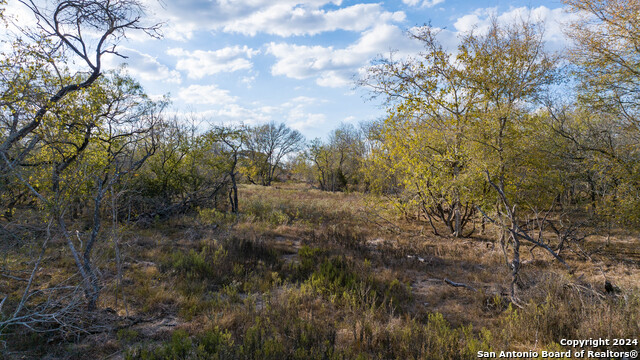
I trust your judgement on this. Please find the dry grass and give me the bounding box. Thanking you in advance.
[2,182,639,359]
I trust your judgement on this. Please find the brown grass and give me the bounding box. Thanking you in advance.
[2,182,639,359]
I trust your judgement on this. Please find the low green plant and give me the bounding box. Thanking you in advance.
[197,208,236,226]
[117,328,140,343]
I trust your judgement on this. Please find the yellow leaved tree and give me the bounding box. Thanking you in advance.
[561,0,640,226]
[361,19,567,302]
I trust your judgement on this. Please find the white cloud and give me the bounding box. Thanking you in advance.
[281,96,327,108]
[223,3,405,37]
[258,105,279,114]
[103,48,182,84]
[213,104,272,124]
[177,84,237,105]
[292,96,324,105]
[241,75,257,88]
[402,0,445,8]
[165,107,269,128]
[3,1,37,29]
[424,0,445,7]
[316,71,352,88]
[174,94,329,133]
[343,115,357,123]
[267,24,422,87]
[286,105,327,132]
[452,6,579,50]
[453,13,484,34]
[168,46,259,79]
[136,0,404,40]
[268,43,332,80]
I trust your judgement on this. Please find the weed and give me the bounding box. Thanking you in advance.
[117,328,140,343]
[197,208,236,226]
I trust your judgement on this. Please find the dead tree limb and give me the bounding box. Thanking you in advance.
[444,278,477,291]
[477,170,573,304]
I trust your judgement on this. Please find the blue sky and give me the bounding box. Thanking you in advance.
[9,0,576,140]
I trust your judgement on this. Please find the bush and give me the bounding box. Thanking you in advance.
[197,208,236,226]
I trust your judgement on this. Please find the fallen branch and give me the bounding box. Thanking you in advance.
[564,282,606,300]
[0,273,28,282]
[444,278,477,292]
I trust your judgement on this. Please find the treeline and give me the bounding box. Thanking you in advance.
[127,120,304,222]
[300,4,640,237]
[300,7,639,241]
[293,2,640,301]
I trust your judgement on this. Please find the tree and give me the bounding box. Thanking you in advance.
[329,123,365,189]
[307,138,336,191]
[564,0,640,130]
[362,19,566,302]
[459,19,558,196]
[0,0,160,171]
[0,0,162,330]
[307,124,364,192]
[561,0,640,226]
[244,122,304,186]
[203,125,246,214]
[460,21,561,296]
[360,118,402,196]
[131,119,231,221]
[0,71,164,336]
[360,25,486,236]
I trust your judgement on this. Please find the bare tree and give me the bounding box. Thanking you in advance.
[478,171,572,306]
[245,122,304,186]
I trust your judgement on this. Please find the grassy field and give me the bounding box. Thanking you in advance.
[3,183,639,359]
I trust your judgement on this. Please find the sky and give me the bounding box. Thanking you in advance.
[7,0,577,140]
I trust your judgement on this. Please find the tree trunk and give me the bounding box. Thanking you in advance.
[510,233,521,303]
[454,200,461,237]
